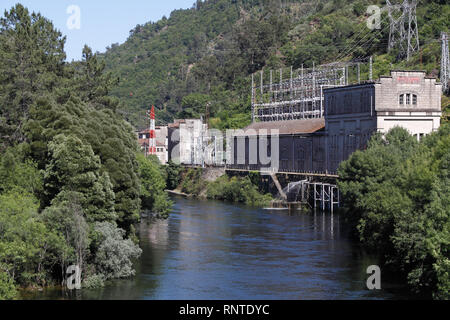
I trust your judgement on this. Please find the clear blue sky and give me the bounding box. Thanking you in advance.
[1,1,195,61]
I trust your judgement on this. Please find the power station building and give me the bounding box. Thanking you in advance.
[229,70,443,174]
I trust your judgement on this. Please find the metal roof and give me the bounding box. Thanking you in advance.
[240,118,325,136]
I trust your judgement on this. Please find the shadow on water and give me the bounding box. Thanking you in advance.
[24,196,414,300]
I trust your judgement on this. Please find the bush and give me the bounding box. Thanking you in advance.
[93,222,142,280]
[180,168,207,196]
[82,274,106,289]
[207,175,272,207]
[166,161,181,190]
[137,153,172,218]
[0,272,17,300]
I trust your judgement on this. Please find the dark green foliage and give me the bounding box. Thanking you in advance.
[338,125,450,299]
[180,168,207,196]
[0,4,66,147]
[0,271,16,300]
[207,174,272,207]
[0,190,67,288]
[166,160,182,190]
[44,134,116,223]
[137,153,172,219]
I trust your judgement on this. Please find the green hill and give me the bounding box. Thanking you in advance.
[100,0,449,129]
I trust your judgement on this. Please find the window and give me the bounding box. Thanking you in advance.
[400,93,418,106]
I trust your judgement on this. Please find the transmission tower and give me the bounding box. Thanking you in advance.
[387,0,420,61]
[441,32,449,93]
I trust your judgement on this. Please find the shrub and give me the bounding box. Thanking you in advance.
[93,222,142,280]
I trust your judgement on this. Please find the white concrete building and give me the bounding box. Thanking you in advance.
[138,126,169,164]
[168,119,208,165]
[375,71,442,140]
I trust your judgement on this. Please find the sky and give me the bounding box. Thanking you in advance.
[0,0,195,61]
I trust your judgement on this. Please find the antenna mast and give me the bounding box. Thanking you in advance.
[146,106,156,156]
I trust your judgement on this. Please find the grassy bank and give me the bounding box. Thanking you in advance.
[168,166,272,208]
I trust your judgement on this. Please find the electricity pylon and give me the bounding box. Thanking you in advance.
[441,32,449,93]
[387,0,419,61]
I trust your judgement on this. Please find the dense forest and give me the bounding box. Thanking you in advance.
[0,5,171,299]
[100,0,449,129]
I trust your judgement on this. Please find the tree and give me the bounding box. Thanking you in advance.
[0,4,66,146]
[166,160,182,190]
[44,134,116,223]
[0,272,16,300]
[0,190,65,287]
[40,196,90,284]
[72,45,119,110]
[137,153,172,218]
[338,125,450,299]
[92,222,142,279]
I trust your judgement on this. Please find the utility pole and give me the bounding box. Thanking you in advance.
[441,32,449,93]
[387,0,419,61]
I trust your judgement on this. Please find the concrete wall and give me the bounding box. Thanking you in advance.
[375,71,442,140]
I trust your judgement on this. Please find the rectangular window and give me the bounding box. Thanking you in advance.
[413,95,417,105]
[399,94,404,105]
[406,94,411,105]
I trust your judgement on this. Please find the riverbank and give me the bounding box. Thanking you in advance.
[170,166,273,207]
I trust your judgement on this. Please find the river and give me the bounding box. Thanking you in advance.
[25,196,410,300]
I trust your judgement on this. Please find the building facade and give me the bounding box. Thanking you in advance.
[138,126,169,164]
[324,70,442,172]
[229,70,442,174]
[168,119,209,165]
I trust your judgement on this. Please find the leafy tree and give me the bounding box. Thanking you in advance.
[166,160,182,190]
[0,191,65,287]
[92,222,142,279]
[40,196,90,283]
[44,134,116,223]
[0,272,16,300]
[338,125,450,299]
[137,153,172,218]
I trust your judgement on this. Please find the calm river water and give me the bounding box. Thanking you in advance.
[25,196,410,300]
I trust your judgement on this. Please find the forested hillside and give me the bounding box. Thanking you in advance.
[101,0,449,129]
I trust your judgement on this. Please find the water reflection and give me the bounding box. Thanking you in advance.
[26,196,409,300]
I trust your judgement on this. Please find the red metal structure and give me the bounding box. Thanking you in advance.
[146,106,156,155]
